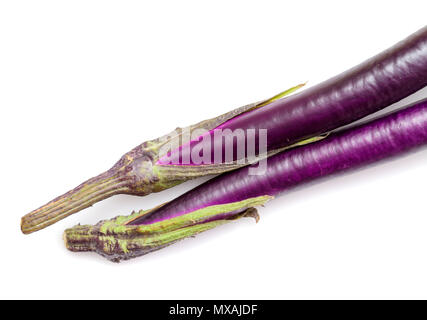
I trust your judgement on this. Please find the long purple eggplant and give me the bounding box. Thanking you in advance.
[64,98,427,262]
[22,26,427,234]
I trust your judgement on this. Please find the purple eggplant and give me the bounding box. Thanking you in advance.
[65,98,427,262]
[159,25,427,165]
[22,26,427,234]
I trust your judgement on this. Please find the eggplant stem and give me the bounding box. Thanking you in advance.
[21,170,130,234]
[63,196,270,262]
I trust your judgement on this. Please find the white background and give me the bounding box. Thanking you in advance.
[1,0,427,299]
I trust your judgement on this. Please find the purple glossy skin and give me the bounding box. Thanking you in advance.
[159,26,427,165]
[133,99,427,225]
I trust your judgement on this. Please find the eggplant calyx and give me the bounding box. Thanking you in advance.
[63,195,272,262]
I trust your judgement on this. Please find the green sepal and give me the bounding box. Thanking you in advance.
[64,195,273,262]
[255,82,306,108]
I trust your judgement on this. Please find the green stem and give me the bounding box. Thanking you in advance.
[21,170,130,234]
